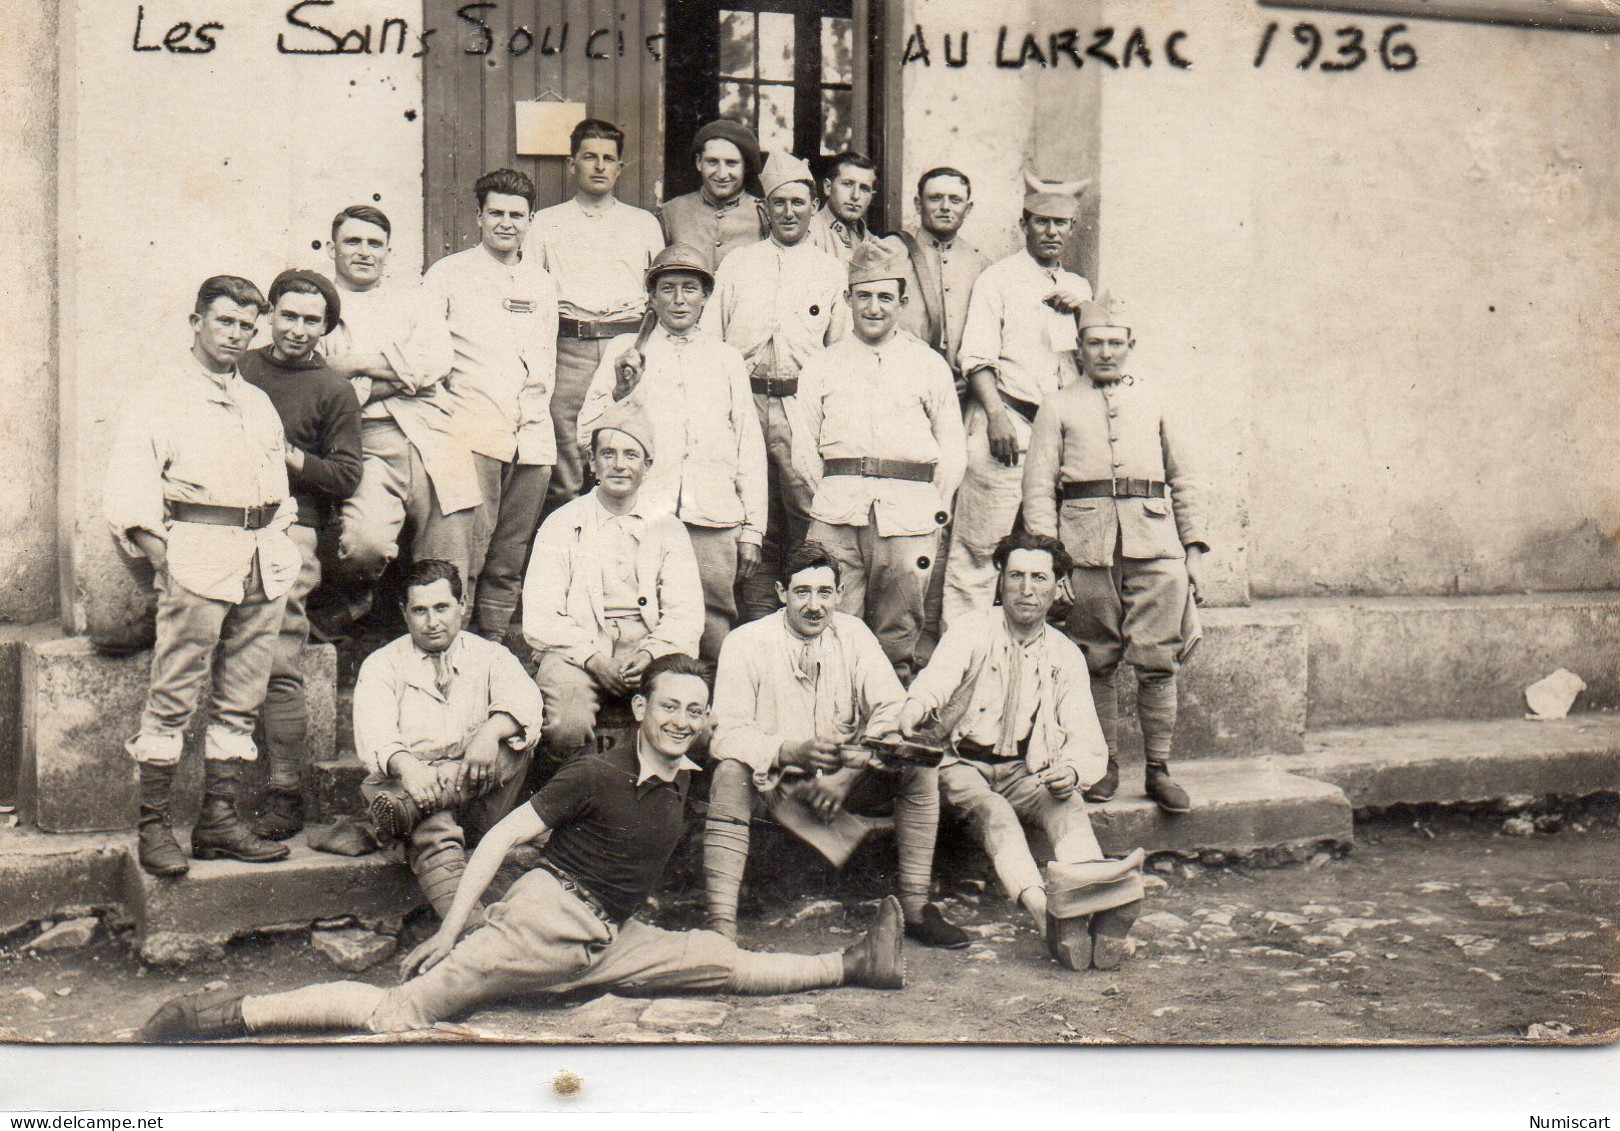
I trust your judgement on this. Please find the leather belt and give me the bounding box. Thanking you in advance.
[558,314,643,341]
[1062,479,1167,500]
[749,376,799,397]
[535,858,616,925]
[999,391,1040,425]
[955,736,1031,764]
[823,457,936,483]
[169,501,281,530]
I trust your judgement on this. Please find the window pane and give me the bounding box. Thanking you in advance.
[820,88,853,156]
[757,12,795,82]
[718,82,758,131]
[821,17,853,85]
[758,84,796,155]
[719,10,754,79]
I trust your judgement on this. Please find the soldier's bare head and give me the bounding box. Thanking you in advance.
[777,543,842,640]
[400,559,466,654]
[569,119,625,201]
[634,654,713,763]
[329,205,392,291]
[916,167,973,241]
[822,151,877,225]
[190,276,266,373]
[994,531,1071,632]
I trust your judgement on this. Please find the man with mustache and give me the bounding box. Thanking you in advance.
[523,403,703,758]
[1022,293,1208,814]
[238,269,363,841]
[141,654,906,1042]
[792,237,966,682]
[421,168,559,644]
[702,149,849,620]
[901,530,1147,970]
[658,119,767,273]
[104,275,304,876]
[704,542,971,949]
[941,173,1092,628]
[533,119,668,517]
[355,559,544,923]
[576,244,767,662]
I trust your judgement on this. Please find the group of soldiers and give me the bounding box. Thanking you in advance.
[109,116,1209,1041]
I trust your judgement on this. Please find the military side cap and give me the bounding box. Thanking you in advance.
[1077,289,1130,332]
[646,243,714,290]
[270,268,342,333]
[591,398,657,460]
[847,235,909,286]
[1022,169,1091,221]
[760,149,815,200]
[692,119,762,176]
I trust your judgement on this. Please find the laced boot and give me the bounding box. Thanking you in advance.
[191,760,291,863]
[137,762,189,878]
[841,895,906,989]
[1082,671,1121,803]
[1137,674,1190,814]
[140,987,247,1042]
[1144,761,1191,815]
[251,789,305,842]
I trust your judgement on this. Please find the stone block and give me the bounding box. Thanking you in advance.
[1291,714,1620,809]
[18,634,337,833]
[1085,763,1353,858]
[1116,606,1307,760]
[128,825,421,963]
[0,828,131,935]
[0,624,61,808]
[311,758,368,820]
[1274,592,1620,727]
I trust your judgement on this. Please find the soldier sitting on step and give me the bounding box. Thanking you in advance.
[356,558,543,924]
[898,530,1147,970]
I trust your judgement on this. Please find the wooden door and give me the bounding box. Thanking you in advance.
[423,0,666,266]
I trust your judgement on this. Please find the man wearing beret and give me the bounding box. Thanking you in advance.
[793,237,966,681]
[534,119,668,517]
[1021,293,1207,814]
[658,120,768,274]
[238,269,364,840]
[942,172,1092,629]
[703,149,850,621]
[522,402,704,757]
[577,244,768,662]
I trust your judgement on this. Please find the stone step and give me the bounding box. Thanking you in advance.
[1269,591,1620,728]
[16,634,336,832]
[0,826,132,936]
[311,758,368,820]
[1285,713,1620,809]
[127,824,421,965]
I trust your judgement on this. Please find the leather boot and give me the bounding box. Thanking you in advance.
[1083,671,1121,803]
[1145,761,1192,815]
[191,761,291,863]
[367,790,423,850]
[137,762,189,878]
[841,895,906,989]
[140,987,247,1042]
[251,789,305,842]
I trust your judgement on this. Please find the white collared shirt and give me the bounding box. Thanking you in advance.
[958,249,1090,419]
[701,237,849,380]
[534,196,666,318]
[321,276,454,422]
[421,244,560,465]
[576,326,768,541]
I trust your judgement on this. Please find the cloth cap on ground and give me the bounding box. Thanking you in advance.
[1022,169,1090,221]
[847,235,910,287]
[270,269,342,333]
[692,119,762,177]
[1044,847,1147,919]
[645,243,715,290]
[591,400,656,459]
[1077,289,1130,333]
[760,150,815,200]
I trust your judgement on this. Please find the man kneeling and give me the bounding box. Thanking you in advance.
[356,559,542,921]
[141,655,905,1040]
[899,531,1146,971]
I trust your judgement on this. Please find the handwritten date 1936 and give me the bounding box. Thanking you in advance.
[1254,22,1419,71]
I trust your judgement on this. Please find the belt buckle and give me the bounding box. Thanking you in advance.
[861,456,880,477]
[1110,477,1119,498]
[239,505,253,529]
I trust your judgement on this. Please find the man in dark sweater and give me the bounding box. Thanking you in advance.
[239,269,363,839]
[140,653,906,1040]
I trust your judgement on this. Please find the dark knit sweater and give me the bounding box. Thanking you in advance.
[240,346,363,527]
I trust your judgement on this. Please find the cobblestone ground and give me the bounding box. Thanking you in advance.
[1,809,1615,1046]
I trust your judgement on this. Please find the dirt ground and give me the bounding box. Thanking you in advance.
[1,809,1616,1047]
